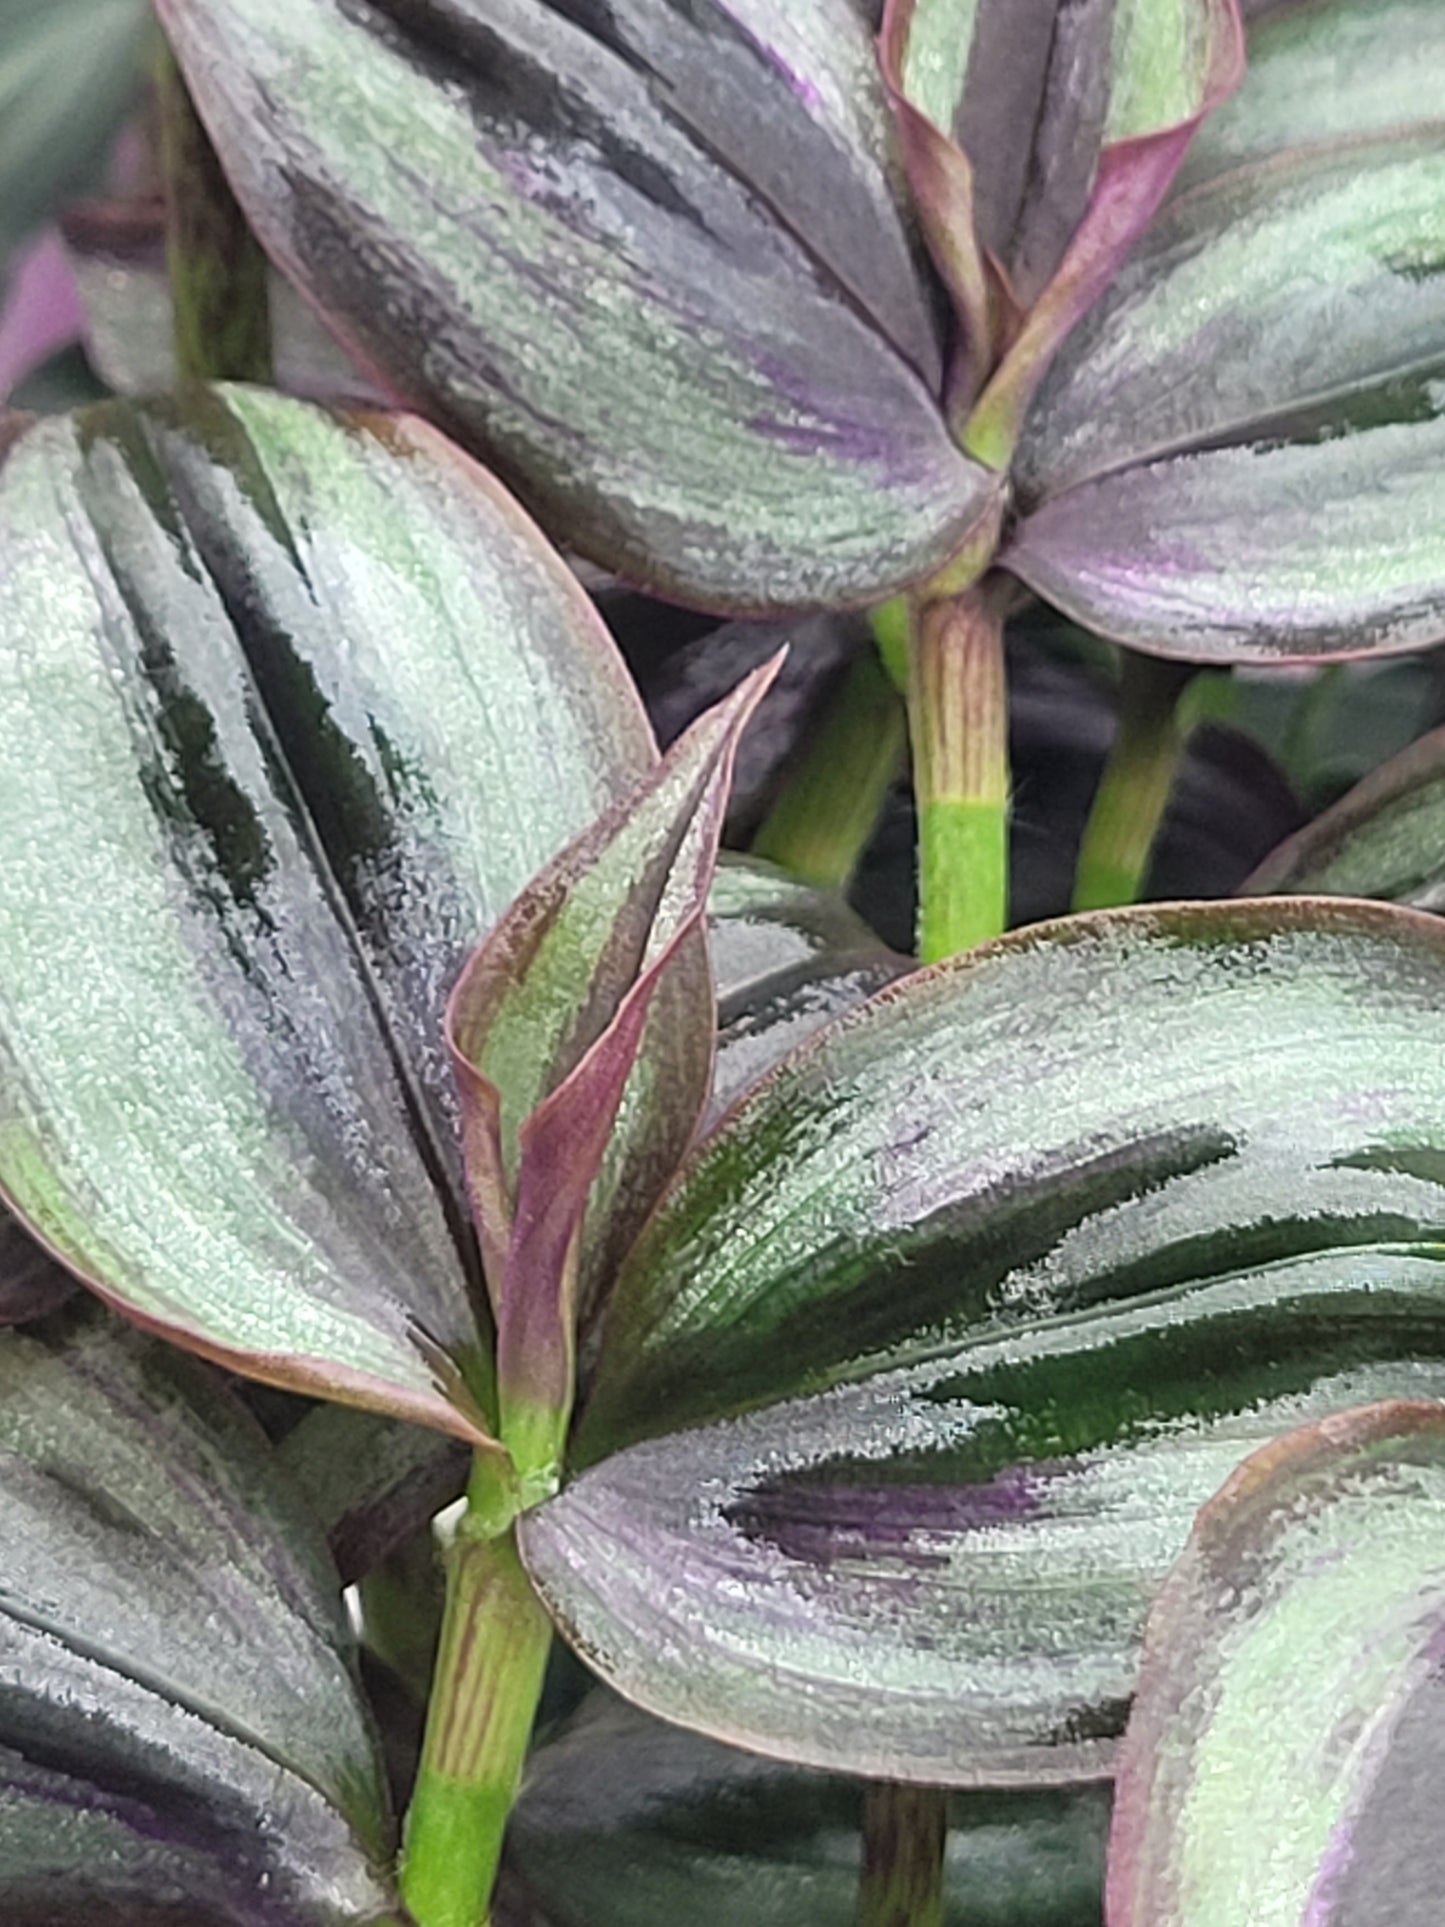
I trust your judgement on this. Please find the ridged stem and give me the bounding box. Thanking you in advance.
[752,649,906,888]
[909,585,1010,962]
[1072,653,1193,912]
[857,1783,948,1927]
[156,42,272,383]
[399,1459,551,1927]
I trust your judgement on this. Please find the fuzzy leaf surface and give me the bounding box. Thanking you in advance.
[1108,1402,1445,1927]
[524,901,1445,1783]
[1245,725,1445,912]
[1010,131,1445,659]
[0,387,649,1436]
[1177,0,1445,191]
[156,0,993,612]
[0,1308,392,1924]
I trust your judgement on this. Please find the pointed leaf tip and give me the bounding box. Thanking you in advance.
[448,657,782,1477]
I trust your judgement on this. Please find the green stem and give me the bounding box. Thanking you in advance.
[857,1783,947,1927]
[1072,653,1194,912]
[909,585,1010,962]
[752,649,906,888]
[399,1459,551,1927]
[156,43,273,383]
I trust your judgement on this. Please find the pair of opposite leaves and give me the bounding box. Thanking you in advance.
[108,0,1445,660]
[4,388,1445,1829]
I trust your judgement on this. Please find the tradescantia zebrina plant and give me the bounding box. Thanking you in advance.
[6,384,1445,1927]
[7,7,1445,1927]
[152,0,1445,955]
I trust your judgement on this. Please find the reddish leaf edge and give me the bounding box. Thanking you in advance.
[963,0,1246,471]
[1105,1396,1445,1925]
[448,658,783,1482]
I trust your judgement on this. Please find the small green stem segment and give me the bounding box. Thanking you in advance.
[857,1783,948,1927]
[399,1461,551,1927]
[753,649,906,888]
[156,43,273,383]
[909,585,1010,963]
[1072,653,1195,912]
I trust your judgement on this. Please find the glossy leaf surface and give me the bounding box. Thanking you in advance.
[512,1692,1109,1927]
[0,1307,392,1924]
[1108,1402,1445,1927]
[1009,131,1445,660]
[1246,725,1445,911]
[0,387,648,1435]
[157,0,993,612]
[526,901,1445,1782]
[1178,0,1445,191]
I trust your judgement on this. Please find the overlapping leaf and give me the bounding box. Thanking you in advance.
[522,900,1445,1784]
[1178,0,1445,191]
[156,0,994,612]
[1245,725,1445,911]
[1009,123,1445,659]
[448,667,776,1477]
[0,1306,392,1924]
[883,0,1242,446]
[1108,1402,1445,1927]
[0,386,650,1438]
[511,1691,1110,1927]
[707,857,907,1124]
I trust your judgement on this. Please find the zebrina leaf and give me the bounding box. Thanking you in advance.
[1177,0,1445,193]
[1244,724,1445,912]
[1107,1401,1445,1927]
[447,662,780,1484]
[523,898,1445,1785]
[512,1689,1111,1927]
[155,0,996,613]
[1007,129,1445,661]
[0,386,650,1448]
[884,0,1243,458]
[0,1304,393,1924]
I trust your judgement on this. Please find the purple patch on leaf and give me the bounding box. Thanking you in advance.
[726,1465,1043,1567]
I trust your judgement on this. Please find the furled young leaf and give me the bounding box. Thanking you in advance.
[449,666,777,1478]
[156,0,994,612]
[524,900,1445,1784]
[0,0,150,273]
[958,0,1243,463]
[1244,725,1445,911]
[511,1691,1110,1927]
[1008,130,1445,659]
[1107,1402,1445,1927]
[1177,0,1445,192]
[0,387,649,1440]
[0,1306,393,1924]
